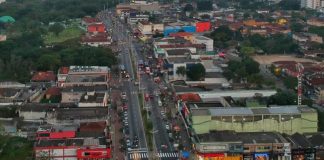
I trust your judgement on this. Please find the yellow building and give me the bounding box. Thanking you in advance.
[190,105,318,135]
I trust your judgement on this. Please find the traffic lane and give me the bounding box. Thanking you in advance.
[142,75,173,152]
[121,42,147,148]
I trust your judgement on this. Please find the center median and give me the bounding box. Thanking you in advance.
[138,93,153,151]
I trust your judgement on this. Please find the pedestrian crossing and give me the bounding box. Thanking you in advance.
[129,152,179,159]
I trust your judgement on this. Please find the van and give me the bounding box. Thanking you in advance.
[158,99,162,107]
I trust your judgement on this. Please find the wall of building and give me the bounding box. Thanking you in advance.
[19,111,46,121]
[196,22,211,32]
[191,113,318,135]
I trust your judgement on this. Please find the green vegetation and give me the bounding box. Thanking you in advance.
[317,110,324,131]
[0,34,117,82]
[283,76,298,90]
[0,136,33,160]
[0,0,118,82]
[246,34,299,54]
[176,66,186,77]
[268,90,297,105]
[40,96,61,103]
[186,63,206,81]
[138,93,153,151]
[0,106,18,118]
[223,57,262,85]
[197,1,213,11]
[44,25,83,44]
[309,26,324,37]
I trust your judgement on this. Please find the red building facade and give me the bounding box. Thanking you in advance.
[196,21,211,32]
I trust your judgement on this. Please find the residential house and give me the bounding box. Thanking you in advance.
[78,91,109,107]
[31,71,56,86]
[87,23,106,33]
[81,32,112,47]
[137,21,164,35]
[307,18,324,27]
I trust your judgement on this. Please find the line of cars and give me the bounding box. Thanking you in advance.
[120,92,139,152]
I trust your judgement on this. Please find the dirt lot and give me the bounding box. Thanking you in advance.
[252,55,318,65]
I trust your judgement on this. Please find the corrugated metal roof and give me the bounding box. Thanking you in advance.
[268,106,300,114]
[251,108,270,114]
[209,108,254,116]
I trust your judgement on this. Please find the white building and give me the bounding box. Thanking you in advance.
[128,14,149,24]
[137,21,164,35]
[301,0,322,9]
[191,36,214,52]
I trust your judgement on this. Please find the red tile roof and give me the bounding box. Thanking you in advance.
[80,121,106,132]
[31,71,56,82]
[81,32,110,43]
[169,32,192,37]
[178,93,201,102]
[59,67,69,74]
[45,87,61,96]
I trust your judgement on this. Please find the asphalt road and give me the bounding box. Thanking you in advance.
[100,10,178,159]
[101,11,147,150]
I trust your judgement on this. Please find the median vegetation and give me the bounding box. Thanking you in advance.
[138,94,153,151]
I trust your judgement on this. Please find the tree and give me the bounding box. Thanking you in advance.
[283,76,298,90]
[183,4,194,12]
[186,63,206,81]
[49,23,64,36]
[176,66,186,76]
[278,0,300,10]
[290,22,303,32]
[240,46,256,56]
[268,90,297,105]
[197,1,213,11]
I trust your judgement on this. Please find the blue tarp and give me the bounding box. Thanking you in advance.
[181,151,190,158]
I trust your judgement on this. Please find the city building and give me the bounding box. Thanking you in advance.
[78,91,109,107]
[81,32,112,47]
[0,82,40,106]
[128,14,149,24]
[34,124,111,160]
[191,36,214,52]
[137,21,164,35]
[189,105,317,135]
[31,71,56,85]
[307,18,324,27]
[301,0,322,9]
[194,131,291,160]
[87,23,106,33]
[116,1,162,15]
[57,66,110,87]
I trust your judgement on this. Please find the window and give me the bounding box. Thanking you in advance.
[244,147,249,151]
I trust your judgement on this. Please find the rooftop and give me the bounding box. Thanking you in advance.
[35,137,106,147]
[195,36,212,41]
[197,131,287,144]
[79,121,106,132]
[191,105,316,116]
[31,71,56,82]
[68,66,110,74]
[81,32,110,43]
[45,87,61,96]
[79,92,106,103]
[166,49,192,56]
[62,85,108,92]
[55,107,108,120]
[167,57,200,64]
[65,75,107,83]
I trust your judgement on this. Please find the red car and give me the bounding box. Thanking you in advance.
[122,105,128,110]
